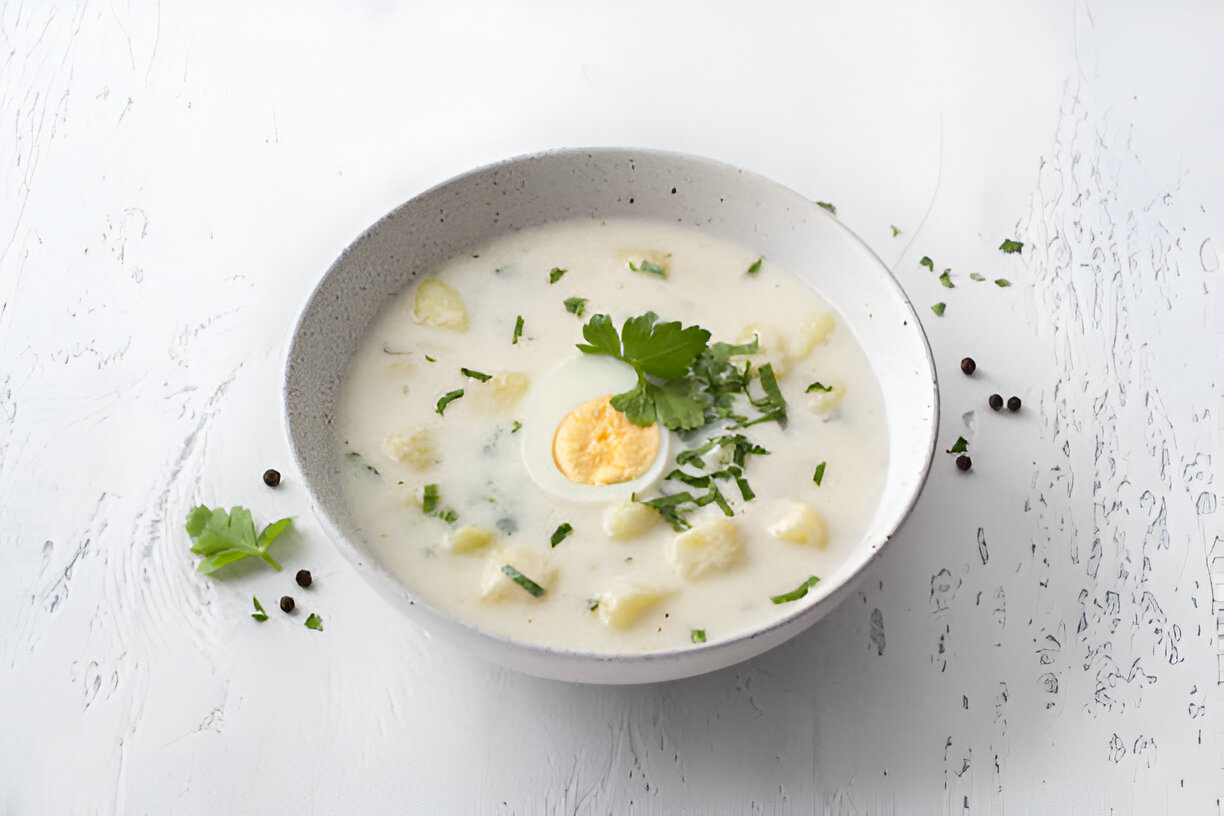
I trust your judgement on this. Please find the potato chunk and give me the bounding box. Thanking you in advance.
[805,381,846,415]
[667,517,743,579]
[471,371,530,413]
[768,500,828,548]
[479,546,554,601]
[597,581,671,628]
[738,323,791,377]
[791,311,836,360]
[382,427,436,469]
[603,501,659,540]
[412,278,469,331]
[445,526,495,554]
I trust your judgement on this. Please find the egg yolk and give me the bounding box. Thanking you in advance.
[552,394,661,485]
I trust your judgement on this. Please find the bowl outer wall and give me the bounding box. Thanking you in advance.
[284,148,939,684]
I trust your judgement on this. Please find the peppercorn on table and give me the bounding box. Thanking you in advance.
[2,3,1221,813]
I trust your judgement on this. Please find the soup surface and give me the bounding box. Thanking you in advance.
[335,217,888,653]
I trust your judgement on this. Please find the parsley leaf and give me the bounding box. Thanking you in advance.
[628,259,667,277]
[995,278,1012,287]
[436,388,464,415]
[251,596,268,621]
[735,363,787,428]
[745,256,763,276]
[970,272,986,282]
[460,367,492,382]
[946,436,968,454]
[920,256,935,272]
[184,506,292,574]
[548,267,567,284]
[304,613,323,631]
[931,302,946,316]
[771,575,820,604]
[550,523,574,548]
[501,564,545,597]
[805,382,833,393]
[511,420,522,433]
[999,239,1023,254]
[891,225,901,237]
[691,629,707,644]
[564,296,588,317]
[422,484,458,523]
[512,315,524,344]
[813,461,826,485]
[939,270,954,288]
[649,379,706,431]
[619,312,710,379]
[816,201,837,215]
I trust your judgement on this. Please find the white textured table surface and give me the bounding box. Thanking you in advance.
[3,3,1222,813]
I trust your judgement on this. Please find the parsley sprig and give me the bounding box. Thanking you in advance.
[185,506,292,574]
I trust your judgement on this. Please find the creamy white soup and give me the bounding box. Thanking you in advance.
[335,217,888,653]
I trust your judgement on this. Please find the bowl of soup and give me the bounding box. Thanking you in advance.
[285,148,938,683]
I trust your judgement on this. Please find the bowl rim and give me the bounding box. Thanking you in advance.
[283,146,940,680]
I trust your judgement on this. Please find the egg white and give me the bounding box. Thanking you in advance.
[520,354,671,504]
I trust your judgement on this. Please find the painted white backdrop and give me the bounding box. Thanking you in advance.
[2,2,1220,813]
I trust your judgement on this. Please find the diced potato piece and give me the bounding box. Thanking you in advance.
[445,525,496,554]
[382,427,436,469]
[412,278,469,331]
[471,371,530,413]
[382,358,415,377]
[768,500,828,548]
[738,323,791,377]
[479,546,554,602]
[597,581,671,628]
[791,311,836,360]
[667,517,743,579]
[806,381,846,415]
[603,501,659,540]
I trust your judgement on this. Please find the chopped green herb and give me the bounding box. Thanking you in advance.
[501,564,545,597]
[548,267,567,284]
[970,272,986,282]
[691,629,707,644]
[939,270,954,288]
[891,225,902,237]
[770,575,820,604]
[460,367,492,382]
[424,355,436,363]
[586,598,600,611]
[628,259,667,277]
[184,506,292,575]
[435,388,464,415]
[805,382,833,393]
[564,297,589,318]
[733,471,755,501]
[304,613,323,631]
[816,201,837,215]
[946,436,968,454]
[931,302,946,316]
[251,596,269,621]
[920,256,935,272]
[813,461,826,486]
[735,362,787,428]
[511,420,522,434]
[402,385,410,395]
[512,315,524,344]
[422,484,439,514]
[437,508,459,524]
[745,256,764,276]
[999,239,1024,254]
[995,278,1012,287]
[675,434,768,469]
[345,451,380,476]
[550,523,574,548]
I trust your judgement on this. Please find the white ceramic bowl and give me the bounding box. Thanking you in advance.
[285,148,938,683]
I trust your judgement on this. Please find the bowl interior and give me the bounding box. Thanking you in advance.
[285,148,938,683]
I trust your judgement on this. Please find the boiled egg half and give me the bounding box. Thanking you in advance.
[520,354,670,503]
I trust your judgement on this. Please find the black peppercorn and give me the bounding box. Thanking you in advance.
[263,468,281,487]
[1007,396,1022,412]
[956,455,972,472]
[279,595,295,613]
[295,569,313,588]
[988,394,1004,411]
[960,357,976,375]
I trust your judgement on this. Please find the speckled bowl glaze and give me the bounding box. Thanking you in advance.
[285,148,939,684]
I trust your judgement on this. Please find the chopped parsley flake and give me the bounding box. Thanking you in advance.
[548,267,567,284]
[460,367,492,382]
[995,278,1012,287]
[946,436,969,454]
[628,259,667,277]
[746,256,764,276]
[970,272,986,282]
[939,270,954,289]
[813,461,826,486]
[345,451,380,476]
[816,201,837,215]
[304,613,323,631]
[931,302,946,316]
[920,256,934,272]
[770,575,820,604]
[891,225,902,237]
[550,522,574,548]
[691,629,707,644]
[805,382,833,393]
[424,355,436,363]
[435,388,464,415]
[564,297,589,317]
[999,239,1024,254]
[512,315,524,344]
[586,598,600,611]
[422,484,439,514]
[251,596,268,621]
[511,420,522,433]
[501,564,545,597]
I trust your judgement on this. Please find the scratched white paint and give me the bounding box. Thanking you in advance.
[1,2,1220,814]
